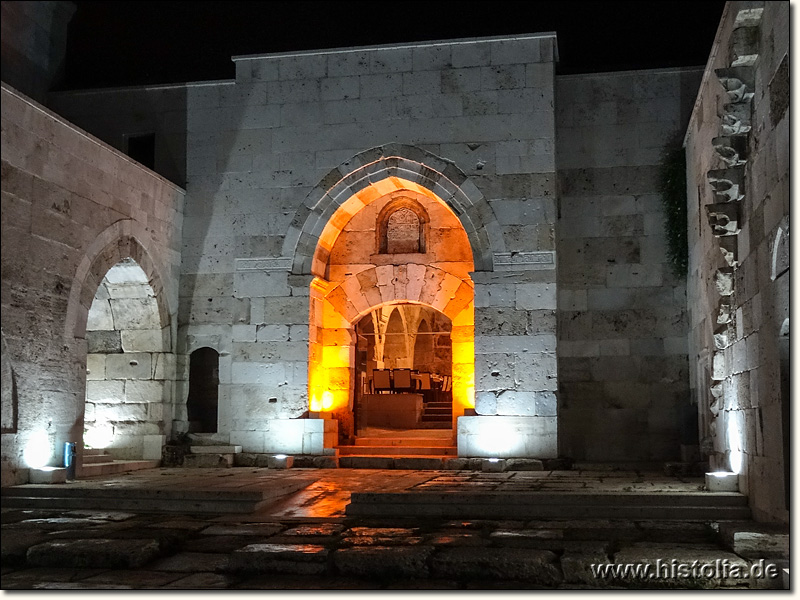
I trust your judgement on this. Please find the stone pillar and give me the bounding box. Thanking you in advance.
[460,253,557,458]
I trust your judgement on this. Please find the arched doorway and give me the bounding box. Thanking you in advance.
[187,347,220,433]
[84,257,168,458]
[307,179,475,447]
[354,303,453,435]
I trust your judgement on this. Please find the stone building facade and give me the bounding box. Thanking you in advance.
[0,2,788,526]
[684,1,789,524]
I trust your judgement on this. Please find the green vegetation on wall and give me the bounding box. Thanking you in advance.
[659,146,689,277]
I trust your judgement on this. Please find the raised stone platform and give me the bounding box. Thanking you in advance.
[2,468,317,514]
[345,472,751,521]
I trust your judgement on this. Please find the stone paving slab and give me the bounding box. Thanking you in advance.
[334,546,434,579]
[162,572,237,589]
[148,551,230,573]
[1,468,784,590]
[27,538,162,569]
[228,543,330,575]
[431,547,562,584]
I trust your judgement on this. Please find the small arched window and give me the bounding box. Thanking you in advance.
[377,197,427,254]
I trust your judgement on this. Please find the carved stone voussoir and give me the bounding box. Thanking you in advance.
[707,168,744,202]
[718,236,738,268]
[717,298,732,324]
[715,66,755,103]
[714,267,735,297]
[721,103,753,135]
[712,136,749,167]
[706,202,741,237]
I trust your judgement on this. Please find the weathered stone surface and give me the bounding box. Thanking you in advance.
[561,551,612,586]
[1,530,50,565]
[431,547,561,584]
[228,543,330,575]
[147,552,230,573]
[333,546,433,579]
[182,453,234,468]
[200,524,285,537]
[26,539,162,569]
[504,458,544,471]
[718,522,789,559]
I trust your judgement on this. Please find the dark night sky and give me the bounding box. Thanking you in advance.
[62,1,727,90]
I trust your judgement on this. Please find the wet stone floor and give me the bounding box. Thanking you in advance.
[0,468,784,590]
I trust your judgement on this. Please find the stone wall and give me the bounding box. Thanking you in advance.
[49,83,190,187]
[84,260,173,459]
[0,1,75,103]
[555,67,703,462]
[51,35,561,456]
[684,1,789,524]
[0,84,184,485]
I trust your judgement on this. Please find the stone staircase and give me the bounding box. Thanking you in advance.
[181,433,242,468]
[337,430,457,468]
[419,400,452,427]
[79,449,159,478]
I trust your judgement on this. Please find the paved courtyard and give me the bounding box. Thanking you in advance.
[1,468,788,590]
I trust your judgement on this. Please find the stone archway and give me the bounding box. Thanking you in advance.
[294,147,482,445]
[63,221,176,467]
[283,143,503,276]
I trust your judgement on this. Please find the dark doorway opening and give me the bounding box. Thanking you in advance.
[187,347,219,433]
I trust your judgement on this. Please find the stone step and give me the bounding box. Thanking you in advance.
[422,408,452,415]
[338,445,457,456]
[82,453,113,465]
[79,460,160,478]
[339,456,452,470]
[354,437,453,447]
[2,477,311,514]
[420,415,451,422]
[346,491,751,521]
[82,449,108,456]
[190,445,242,454]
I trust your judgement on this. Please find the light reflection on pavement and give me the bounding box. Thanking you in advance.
[229,469,440,520]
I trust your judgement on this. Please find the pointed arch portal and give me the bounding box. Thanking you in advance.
[292,145,484,442]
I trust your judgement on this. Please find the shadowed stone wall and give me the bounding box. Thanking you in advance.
[0,84,184,485]
[555,67,703,462]
[685,1,789,524]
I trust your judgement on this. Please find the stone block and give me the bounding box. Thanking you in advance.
[105,353,153,380]
[705,471,739,492]
[515,283,557,310]
[182,453,234,468]
[394,457,446,470]
[230,431,265,453]
[125,380,165,403]
[85,354,106,380]
[718,522,789,559]
[228,543,329,575]
[431,547,561,584]
[86,380,125,403]
[94,402,148,422]
[27,539,162,569]
[457,415,557,458]
[29,467,67,484]
[334,546,432,580]
[87,330,122,354]
[267,454,294,469]
[121,330,164,352]
[504,458,544,471]
[142,435,165,460]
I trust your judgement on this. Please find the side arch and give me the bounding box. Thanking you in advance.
[283,143,503,275]
[63,220,174,345]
